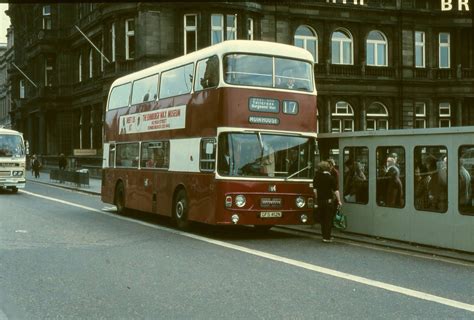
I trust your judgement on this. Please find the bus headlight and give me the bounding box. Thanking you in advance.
[235,195,246,208]
[296,196,305,208]
[13,171,23,176]
[300,214,308,223]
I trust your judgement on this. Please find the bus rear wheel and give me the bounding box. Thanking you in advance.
[174,189,190,230]
[115,182,127,215]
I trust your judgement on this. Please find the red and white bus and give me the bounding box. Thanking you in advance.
[101,40,318,229]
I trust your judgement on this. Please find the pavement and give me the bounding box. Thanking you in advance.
[27,169,102,196]
[25,169,474,264]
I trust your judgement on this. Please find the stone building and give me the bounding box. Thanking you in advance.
[0,29,13,129]
[0,42,8,128]
[5,1,473,165]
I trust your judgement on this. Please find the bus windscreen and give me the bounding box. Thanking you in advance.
[0,135,25,157]
[218,132,314,179]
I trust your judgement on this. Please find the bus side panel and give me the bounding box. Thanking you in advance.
[101,168,147,212]
[110,90,222,143]
[101,168,115,205]
[151,172,216,223]
[452,215,474,253]
[185,174,217,224]
[132,169,156,213]
[184,90,221,139]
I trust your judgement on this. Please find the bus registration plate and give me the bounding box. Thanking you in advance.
[260,211,282,218]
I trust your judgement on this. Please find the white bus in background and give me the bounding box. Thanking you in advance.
[0,128,27,193]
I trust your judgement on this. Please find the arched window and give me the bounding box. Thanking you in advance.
[331,101,354,132]
[331,29,353,65]
[366,102,389,130]
[366,31,388,66]
[294,25,318,63]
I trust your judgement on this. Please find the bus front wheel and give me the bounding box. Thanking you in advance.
[115,182,127,215]
[174,189,190,230]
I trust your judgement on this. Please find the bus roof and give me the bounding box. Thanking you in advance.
[110,40,315,88]
[0,128,23,136]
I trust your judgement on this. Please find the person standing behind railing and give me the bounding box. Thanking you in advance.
[58,153,67,170]
[32,155,41,179]
[58,153,67,183]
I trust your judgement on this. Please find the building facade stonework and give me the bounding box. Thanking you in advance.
[0,43,8,128]
[4,1,473,164]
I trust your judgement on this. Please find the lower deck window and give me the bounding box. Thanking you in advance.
[459,145,474,215]
[414,146,448,213]
[376,146,405,208]
[141,141,169,169]
[116,143,139,168]
[342,147,368,204]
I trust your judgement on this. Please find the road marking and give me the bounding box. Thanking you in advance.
[21,190,474,313]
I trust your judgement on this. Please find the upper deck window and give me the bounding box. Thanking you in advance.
[108,82,131,110]
[131,74,159,105]
[194,56,219,91]
[223,54,313,92]
[159,63,194,99]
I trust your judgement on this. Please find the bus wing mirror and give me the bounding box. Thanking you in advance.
[25,140,30,155]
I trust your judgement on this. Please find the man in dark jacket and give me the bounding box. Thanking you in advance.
[313,161,341,243]
[32,155,41,178]
[58,153,67,170]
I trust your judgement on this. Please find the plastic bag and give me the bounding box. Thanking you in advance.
[333,207,347,230]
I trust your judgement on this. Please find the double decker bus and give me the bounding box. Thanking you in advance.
[0,128,27,193]
[101,40,317,229]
